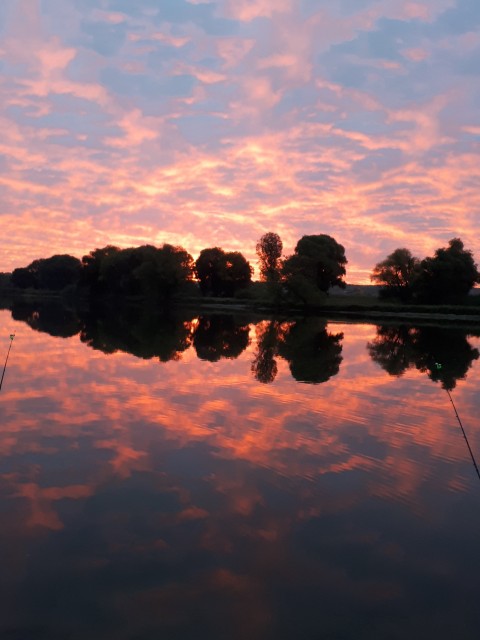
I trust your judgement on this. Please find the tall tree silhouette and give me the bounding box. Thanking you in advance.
[256,233,283,283]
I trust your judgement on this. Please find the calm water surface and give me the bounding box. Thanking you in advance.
[1,304,480,639]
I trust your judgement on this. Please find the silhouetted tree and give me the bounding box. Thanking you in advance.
[97,247,143,295]
[283,235,347,304]
[195,248,253,297]
[11,267,36,289]
[38,255,82,290]
[81,245,120,293]
[278,318,343,383]
[0,273,12,290]
[412,238,480,304]
[222,252,253,296]
[256,232,283,283]
[193,315,250,361]
[371,248,420,302]
[11,255,82,291]
[194,248,225,296]
[135,244,194,299]
[86,244,194,299]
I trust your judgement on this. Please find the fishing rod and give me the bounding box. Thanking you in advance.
[445,387,480,482]
[0,334,15,392]
[434,362,480,482]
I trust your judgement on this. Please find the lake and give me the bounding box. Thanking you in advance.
[1,302,480,639]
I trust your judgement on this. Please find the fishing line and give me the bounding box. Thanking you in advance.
[433,360,480,481]
[0,334,15,392]
[445,386,480,482]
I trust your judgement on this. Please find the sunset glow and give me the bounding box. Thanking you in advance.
[0,0,479,281]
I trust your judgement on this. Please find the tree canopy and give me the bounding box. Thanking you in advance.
[11,254,82,291]
[412,238,480,304]
[81,245,120,293]
[371,248,419,301]
[282,234,347,303]
[5,234,480,306]
[256,232,283,283]
[195,247,252,297]
[82,244,194,299]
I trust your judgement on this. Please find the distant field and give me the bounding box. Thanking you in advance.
[329,284,480,299]
[329,285,379,297]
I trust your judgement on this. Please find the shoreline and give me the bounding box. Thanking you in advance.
[2,289,480,326]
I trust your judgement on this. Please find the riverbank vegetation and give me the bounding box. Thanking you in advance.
[1,233,479,316]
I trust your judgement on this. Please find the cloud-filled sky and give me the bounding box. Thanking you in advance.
[0,0,479,281]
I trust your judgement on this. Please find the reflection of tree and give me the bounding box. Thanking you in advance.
[414,328,479,391]
[367,326,417,377]
[368,325,479,390]
[278,319,343,384]
[193,316,250,362]
[10,300,81,338]
[80,303,194,361]
[251,321,282,383]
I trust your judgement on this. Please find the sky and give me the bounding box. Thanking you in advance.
[0,0,479,282]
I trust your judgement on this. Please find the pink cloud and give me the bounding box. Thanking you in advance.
[222,0,293,21]
[0,0,479,284]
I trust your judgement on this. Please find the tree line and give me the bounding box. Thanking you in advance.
[1,232,478,305]
[0,233,347,304]
[371,238,480,304]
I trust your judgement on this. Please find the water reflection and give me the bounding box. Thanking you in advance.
[251,320,282,383]
[0,333,14,392]
[1,305,480,638]
[251,319,344,385]
[446,388,480,482]
[368,324,480,483]
[278,318,344,384]
[368,325,479,389]
[193,315,250,362]
[80,302,195,361]
[11,298,81,338]
[3,301,346,385]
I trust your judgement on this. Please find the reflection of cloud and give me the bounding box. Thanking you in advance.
[2,312,480,636]
[2,314,480,513]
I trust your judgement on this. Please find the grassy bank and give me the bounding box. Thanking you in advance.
[176,289,480,326]
[2,285,480,326]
